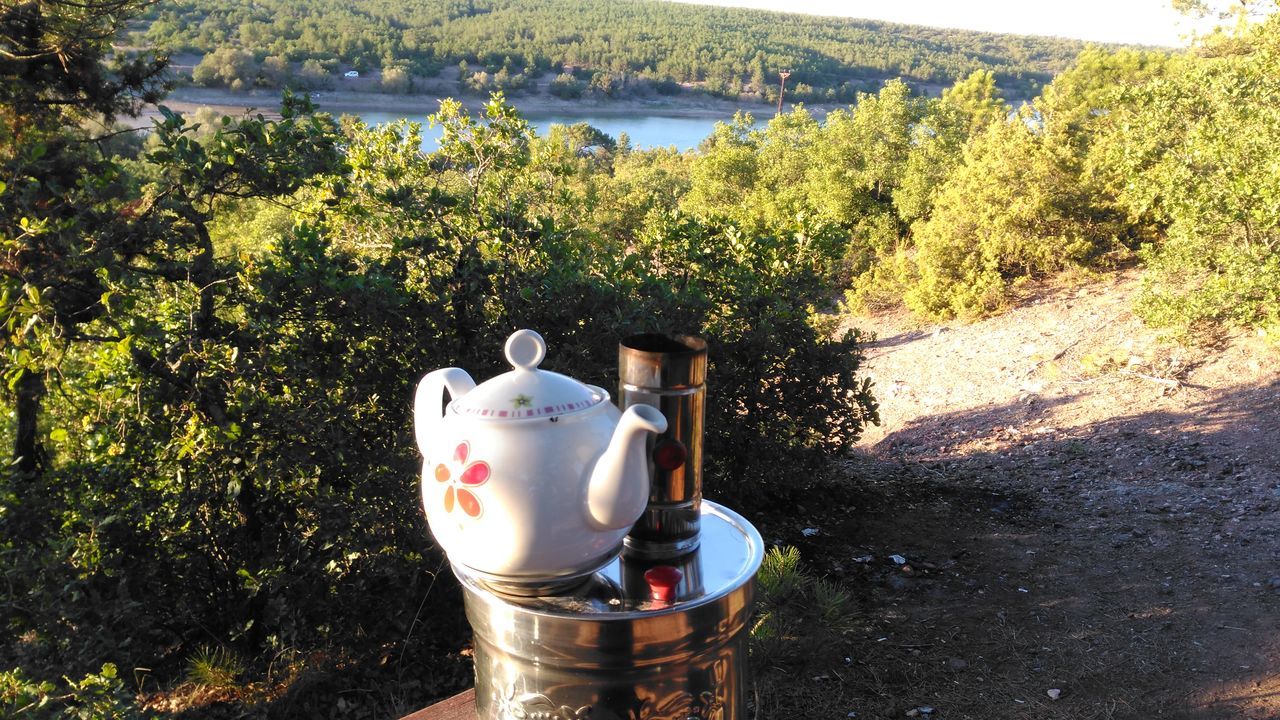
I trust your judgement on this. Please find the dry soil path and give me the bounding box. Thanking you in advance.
[784,273,1280,719]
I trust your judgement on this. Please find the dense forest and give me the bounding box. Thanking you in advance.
[142,0,1099,101]
[3,0,1279,716]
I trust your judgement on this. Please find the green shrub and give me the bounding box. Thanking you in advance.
[1095,17,1280,336]
[902,115,1127,318]
[1135,238,1280,339]
[185,646,244,689]
[751,546,856,663]
[1,664,148,719]
[191,48,258,89]
[548,72,584,98]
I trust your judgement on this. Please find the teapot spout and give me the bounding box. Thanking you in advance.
[586,405,667,530]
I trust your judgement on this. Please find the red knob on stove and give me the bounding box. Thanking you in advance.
[644,565,683,604]
[653,438,687,472]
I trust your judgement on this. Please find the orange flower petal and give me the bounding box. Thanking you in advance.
[434,464,450,482]
[457,489,481,518]
[460,461,490,486]
[443,485,455,513]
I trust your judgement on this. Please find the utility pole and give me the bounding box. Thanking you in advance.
[777,70,791,116]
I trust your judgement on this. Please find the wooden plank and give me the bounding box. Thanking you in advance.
[400,688,477,720]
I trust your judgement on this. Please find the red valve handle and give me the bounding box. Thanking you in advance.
[644,565,683,603]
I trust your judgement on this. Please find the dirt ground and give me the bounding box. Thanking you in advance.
[763,272,1279,719]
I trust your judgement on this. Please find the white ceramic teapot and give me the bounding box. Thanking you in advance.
[414,329,667,583]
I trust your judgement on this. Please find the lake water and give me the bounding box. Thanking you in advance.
[357,110,725,151]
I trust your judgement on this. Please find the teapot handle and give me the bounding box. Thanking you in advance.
[413,368,476,455]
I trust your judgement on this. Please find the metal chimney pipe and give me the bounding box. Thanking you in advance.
[618,333,707,560]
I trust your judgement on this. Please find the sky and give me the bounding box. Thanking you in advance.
[672,0,1204,46]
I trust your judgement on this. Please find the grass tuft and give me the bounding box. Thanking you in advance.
[185,645,244,690]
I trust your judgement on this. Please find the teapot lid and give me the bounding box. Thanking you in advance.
[450,330,606,420]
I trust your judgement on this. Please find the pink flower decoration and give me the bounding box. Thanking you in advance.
[433,442,490,518]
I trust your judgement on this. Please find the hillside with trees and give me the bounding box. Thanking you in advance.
[3,0,1279,717]
[141,0,1099,101]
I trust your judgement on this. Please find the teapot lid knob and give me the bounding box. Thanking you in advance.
[505,329,546,371]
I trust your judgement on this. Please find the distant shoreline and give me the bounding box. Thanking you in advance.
[128,86,840,128]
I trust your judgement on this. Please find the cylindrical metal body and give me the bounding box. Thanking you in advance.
[458,502,762,720]
[618,334,707,560]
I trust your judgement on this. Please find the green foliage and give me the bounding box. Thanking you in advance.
[892,70,1007,225]
[845,49,1167,319]
[191,47,257,89]
[1174,0,1278,21]
[297,58,332,89]
[1037,47,1171,136]
[901,116,1122,317]
[825,80,923,206]
[685,108,832,239]
[1093,16,1280,336]
[680,75,1009,314]
[381,66,412,94]
[259,55,289,86]
[590,145,691,244]
[1,0,169,491]
[683,113,760,223]
[752,546,856,663]
[826,20,1278,333]
[461,65,530,95]
[756,545,804,602]
[143,0,1091,101]
[548,72,584,98]
[185,646,244,689]
[1,664,148,719]
[208,197,296,255]
[1135,240,1280,336]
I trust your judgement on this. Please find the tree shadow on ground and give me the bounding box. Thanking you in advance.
[864,329,935,354]
[751,376,1279,720]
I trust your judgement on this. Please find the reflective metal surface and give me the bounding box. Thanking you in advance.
[466,542,623,598]
[457,502,763,720]
[618,334,707,559]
